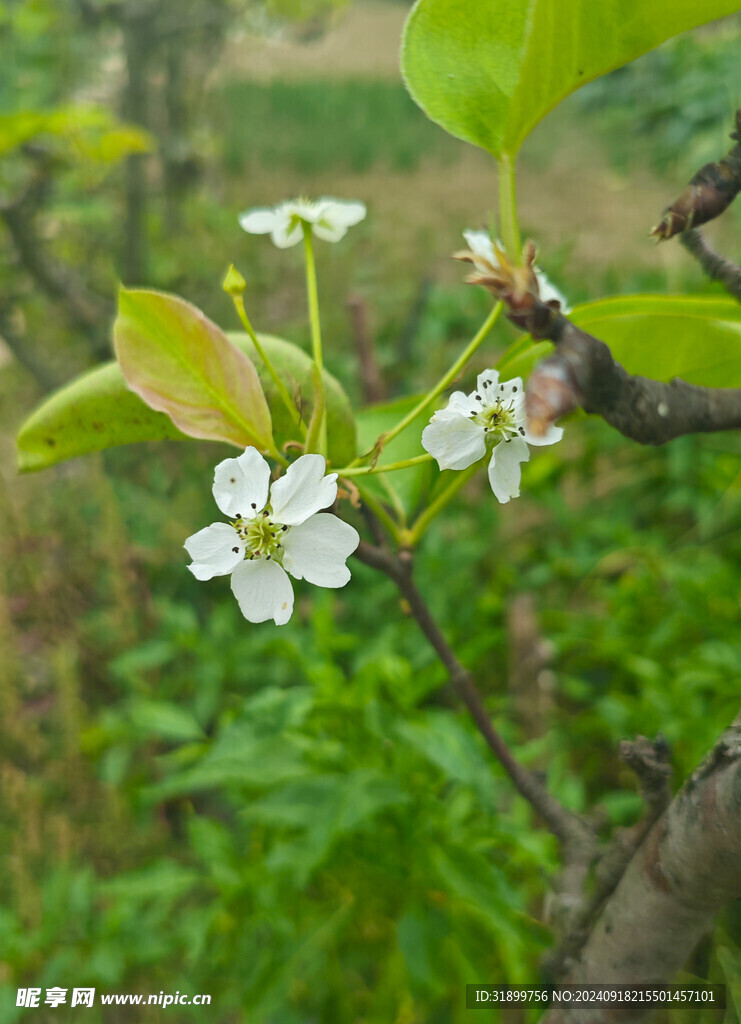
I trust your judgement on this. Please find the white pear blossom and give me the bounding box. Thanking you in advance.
[463,230,570,311]
[184,448,360,625]
[421,369,563,504]
[239,197,366,248]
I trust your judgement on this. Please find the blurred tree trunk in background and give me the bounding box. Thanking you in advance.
[122,2,153,283]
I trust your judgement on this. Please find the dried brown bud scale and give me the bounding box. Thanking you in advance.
[650,109,741,241]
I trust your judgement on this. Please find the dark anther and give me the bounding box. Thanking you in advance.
[519,427,525,435]
[512,386,518,392]
[232,546,239,553]
[282,525,288,531]
[230,477,236,483]
[251,502,257,509]
[475,394,482,401]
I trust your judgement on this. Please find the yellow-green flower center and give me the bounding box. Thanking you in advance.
[472,400,520,442]
[233,511,287,562]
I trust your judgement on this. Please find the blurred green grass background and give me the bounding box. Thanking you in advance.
[1,2,741,1021]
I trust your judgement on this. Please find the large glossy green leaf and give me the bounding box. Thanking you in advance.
[499,294,741,387]
[114,288,273,450]
[401,0,739,159]
[17,335,355,472]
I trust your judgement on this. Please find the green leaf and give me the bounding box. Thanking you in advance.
[16,362,186,473]
[500,294,741,387]
[126,700,205,743]
[228,333,356,467]
[17,333,355,473]
[401,0,740,159]
[356,394,436,515]
[114,287,273,451]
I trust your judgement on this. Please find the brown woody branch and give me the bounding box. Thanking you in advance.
[458,239,741,446]
[545,736,673,978]
[353,539,595,858]
[680,228,741,302]
[542,712,741,1023]
[523,307,741,445]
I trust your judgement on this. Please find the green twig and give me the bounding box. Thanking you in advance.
[408,462,481,545]
[338,454,433,478]
[350,303,503,468]
[228,283,304,434]
[302,225,327,455]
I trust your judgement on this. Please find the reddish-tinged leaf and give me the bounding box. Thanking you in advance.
[114,287,273,450]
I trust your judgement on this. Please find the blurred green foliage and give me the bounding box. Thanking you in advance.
[214,79,458,174]
[3,2,741,1022]
[577,18,741,177]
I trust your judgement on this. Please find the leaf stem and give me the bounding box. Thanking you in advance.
[499,152,521,261]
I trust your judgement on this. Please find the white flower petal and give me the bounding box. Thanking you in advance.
[499,376,524,405]
[185,523,245,580]
[312,220,347,243]
[230,558,294,625]
[282,513,359,588]
[239,208,277,234]
[271,218,304,248]
[463,229,498,267]
[269,454,337,526]
[422,411,486,471]
[523,422,564,447]
[487,436,530,503]
[286,199,319,222]
[213,447,271,519]
[475,369,502,401]
[447,390,479,417]
[318,198,366,228]
[535,268,570,312]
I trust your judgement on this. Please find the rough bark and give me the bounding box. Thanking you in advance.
[543,714,741,1023]
[525,313,741,445]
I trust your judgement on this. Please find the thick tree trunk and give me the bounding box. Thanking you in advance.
[543,714,741,1023]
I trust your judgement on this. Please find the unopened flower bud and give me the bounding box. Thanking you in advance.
[222,264,246,297]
